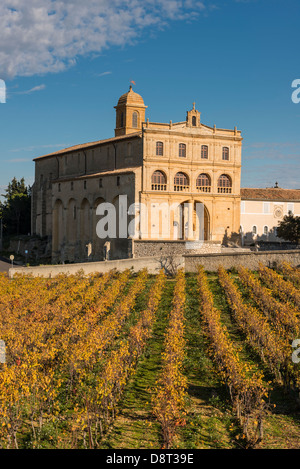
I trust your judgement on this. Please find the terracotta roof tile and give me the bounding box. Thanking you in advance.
[241,187,300,201]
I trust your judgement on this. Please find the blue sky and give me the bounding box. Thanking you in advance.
[0,0,299,195]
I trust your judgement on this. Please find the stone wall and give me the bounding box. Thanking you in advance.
[9,248,300,278]
[184,249,300,272]
[9,255,184,278]
[132,240,221,258]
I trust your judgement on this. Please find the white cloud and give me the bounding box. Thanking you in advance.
[13,84,46,95]
[98,71,112,77]
[0,1,209,79]
[9,142,71,153]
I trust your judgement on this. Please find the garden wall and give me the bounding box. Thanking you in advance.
[8,249,300,278]
[184,249,300,272]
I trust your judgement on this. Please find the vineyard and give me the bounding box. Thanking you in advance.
[0,262,300,449]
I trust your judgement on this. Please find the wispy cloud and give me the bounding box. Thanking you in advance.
[0,1,210,79]
[243,141,300,161]
[9,143,71,153]
[12,84,46,95]
[97,71,112,77]
[6,158,32,163]
[242,141,300,189]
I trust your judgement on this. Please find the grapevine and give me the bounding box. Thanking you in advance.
[152,269,187,449]
[197,266,268,446]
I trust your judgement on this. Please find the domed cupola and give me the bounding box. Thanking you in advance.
[114,85,147,136]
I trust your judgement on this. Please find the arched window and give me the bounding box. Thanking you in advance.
[151,170,167,191]
[217,174,232,193]
[263,226,268,236]
[201,145,208,159]
[179,143,186,158]
[132,111,138,128]
[156,141,164,156]
[252,225,257,235]
[222,147,229,160]
[120,112,124,128]
[174,172,189,191]
[192,116,196,126]
[196,173,211,192]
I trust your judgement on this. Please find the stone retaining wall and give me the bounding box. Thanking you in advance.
[132,240,221,257]
[184,249,300,272]
[9,255,184,278]
[8,249,300,278]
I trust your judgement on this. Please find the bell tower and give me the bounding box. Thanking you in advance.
[186,102,201,127]
[114,85,147,137]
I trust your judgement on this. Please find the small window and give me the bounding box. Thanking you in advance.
[156,141,163,156]
[287,203,294,215]
[120,112,124,128]
[132,111,138,128]
[222,147,229,160]
[99,178,102,188]
[84,180,87,190]
[71,181,74,191]
[263,226,268,235]
[117,176,120,186]
[201,145,208,159]
[263,202,270,214]
[192,116,196,126]
[179,143,186,158]
[58,183,61,192]
[252,225,257,235]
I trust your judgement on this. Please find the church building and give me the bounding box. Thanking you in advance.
[31,86,242,263]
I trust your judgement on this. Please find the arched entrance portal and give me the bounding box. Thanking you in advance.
[178,200,210,241]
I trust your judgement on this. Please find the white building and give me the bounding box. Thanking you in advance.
[240,185,300,245]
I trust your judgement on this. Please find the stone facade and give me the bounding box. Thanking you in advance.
[31,86,242,263]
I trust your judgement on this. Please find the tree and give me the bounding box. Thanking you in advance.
[276,213,300,244]
[1,177,31,236]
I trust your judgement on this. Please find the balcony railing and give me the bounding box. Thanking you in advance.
[196,186,211,193]
[218,187,232,193]
[151,183,167,191]
[174,185,190,192]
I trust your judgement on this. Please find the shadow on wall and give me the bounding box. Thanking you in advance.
[222,228,299,251]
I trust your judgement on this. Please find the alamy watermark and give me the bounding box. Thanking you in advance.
[95,197,206,249]
[291,79,300,104]
[0,79,6,103]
